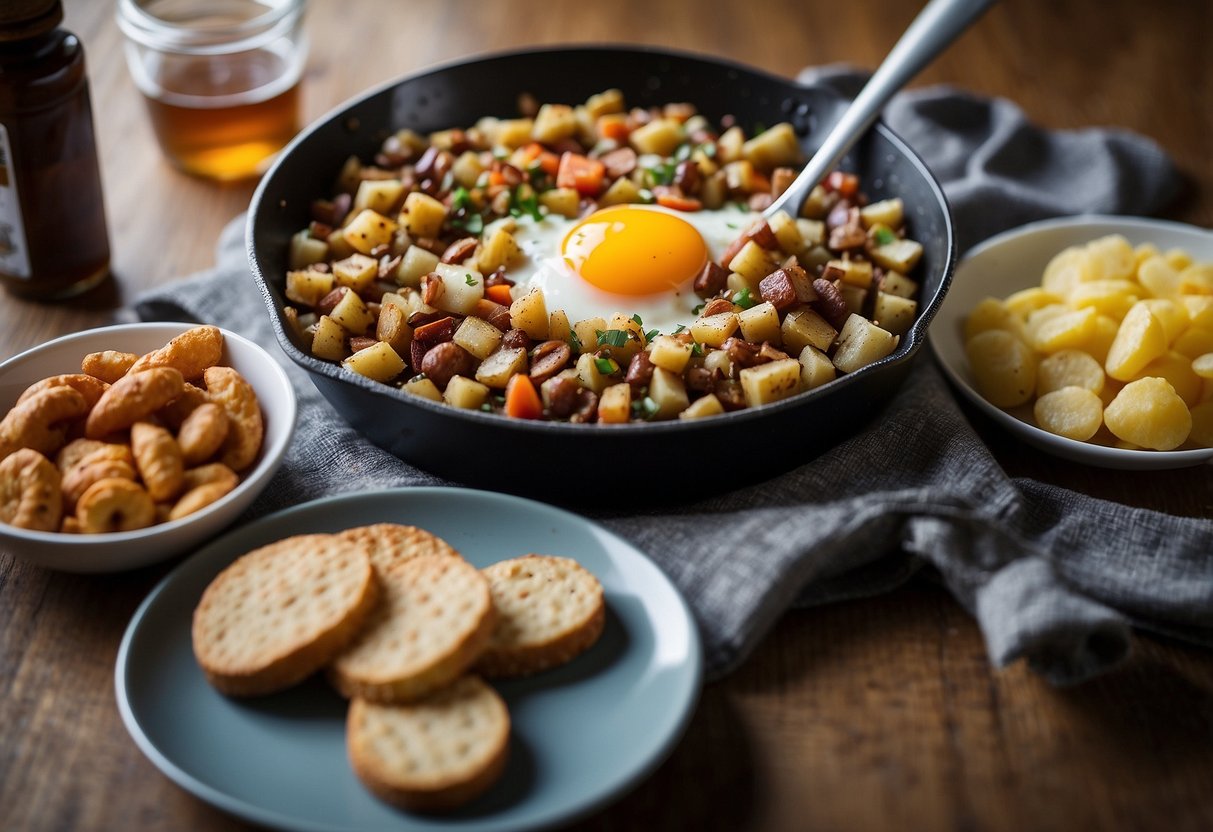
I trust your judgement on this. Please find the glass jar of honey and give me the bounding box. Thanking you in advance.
[0,0,111,300]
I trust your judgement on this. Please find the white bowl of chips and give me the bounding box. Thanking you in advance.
[932,215,1213,470]
[0,322,296,572]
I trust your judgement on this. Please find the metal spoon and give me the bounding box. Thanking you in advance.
[765,0,998,219]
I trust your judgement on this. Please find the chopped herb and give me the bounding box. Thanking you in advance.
[645,328,660,342]
[639,397,660,419]
[674,143,692,162]
[595,329,629,348]
[465,274,477,286]
[726,222,739,230]
[691,342,704,357]
[637,188,655,204]
[644,161,677,187]
[732,287,757,309]
[450,186,472,210]
[451,212,484,235]
[631,313,644,327]
[673,324,687,335]
[594,356,620,375]
[480,403,493,412]
[874,227,897,246]
[567,328,583,353]
[692,302,706,315]
[509,187,543,222]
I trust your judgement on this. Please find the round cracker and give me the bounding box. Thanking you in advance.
[192,533,378,696]
[337,523,462,574]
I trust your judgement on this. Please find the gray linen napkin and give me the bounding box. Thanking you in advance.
[138,74,1205,686]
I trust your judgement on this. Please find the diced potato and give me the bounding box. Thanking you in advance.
[585,88,624,119]
[1103,377,1191,450]
[444,376,490,410]
[311,315,348,361]
[1029,306,1098,353]
[453,316,504,361]
[332,253,379,293]
[342,209,398,255]
[474,347,527,389]
[330,290,373,335]
[723,160,760,193]
[538,187,581,218]
[400,192,447,239]
[699,170,727,209]
[598,314,644,365]
[739,358,801,407]
[431,263,485,316]
[531,103,577,143]
[828,258,874,290]
[1041,246,1093,296]
[1172,326,1213,360]
[1179,263,1213,295]
[767,211,803,255]
[289,230,328,269]
[874,292,917,336]
[353,179,404,215]
[548,309,572,344]
[375,305,412,360]
[1037,349,1105,396]
[726,270,759,295]
[508,289,549,340]
[572,316,607,354]
[798,345,836,391]
[475,226,524,274]
[703,348,732,378]
[782,308,837,354]
[679,394,725,420]
[1034,387,1104,441]
[966,328,1038,408]
[859,198,905,230]
[1005,287,1064,319]
[598,383,632,424]
[833,315,898,374]
[325,227,355,260]
[838,283,866,316]
[1105,303,1167,381]
[691,312,740,347]
[796,218,827,247]
[629,118,684,157]
[598,177,643,207]
[715,126,745,163]
[729,240,779,283]
[1137,256,1181,299]
[395,245,440,288]
[644,368,689,419]
[450,151,484,189]
[1067,279,1140,320]
[1131,351,1203,406]
[1085,234,1136,281]
[1181,296,1213,329]
[1138,298,1188,344]
[648,335,694,373]
[965,297,1027,342]
[881,272,919,300]
[285,269,334,307]
[343,341,405,383]
[738,302,782,344]
[869,238,923,273]
[495,118,535,149]
[403,376,443,403]
[576,352,612,395]
[741,122,801,171]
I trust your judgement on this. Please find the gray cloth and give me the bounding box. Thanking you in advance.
[137,72,1205,686]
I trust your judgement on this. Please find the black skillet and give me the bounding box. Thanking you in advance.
[247,45,955,502]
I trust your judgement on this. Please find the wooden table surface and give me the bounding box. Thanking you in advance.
[4,1,1212,830]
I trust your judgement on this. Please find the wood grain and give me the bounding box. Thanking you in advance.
[1,1,1211,830]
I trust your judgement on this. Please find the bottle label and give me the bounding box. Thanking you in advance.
[0,124,32,280]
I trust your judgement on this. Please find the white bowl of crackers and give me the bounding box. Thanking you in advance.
[0,322,296,572]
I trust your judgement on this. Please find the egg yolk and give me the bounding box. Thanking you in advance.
[561,206,707,295]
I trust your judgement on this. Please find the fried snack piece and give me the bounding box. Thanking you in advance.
[131,422,185,502]
[475,555,605,678]
[192,534,378,696]
[347,677,509,812]
[328,555,496,703]
[0,386,89,460]
[177,402,230,466]
[157,383,210,431]
[169,463,240,521]
[203,367,264,472]
[181,462,239,491]
[81,350,138,383]
[62,459,137,512]
[337,523,462,574]
[85,367,184,440]
[56,438,133,474]
[17,373,108,410]
[75,477,156,533]
[127,325,224,382]
[0,449,63,531]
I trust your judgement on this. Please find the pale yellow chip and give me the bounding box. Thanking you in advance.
[966,329,1037,409]
[1103,377,1192,451]
[1034,387,1103,441]
[1036,350,1105,397]
[1105,303,1167,381]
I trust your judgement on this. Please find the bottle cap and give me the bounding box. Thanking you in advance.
[0,0,63,41]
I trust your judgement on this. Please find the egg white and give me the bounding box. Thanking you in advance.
[507,204,760,334]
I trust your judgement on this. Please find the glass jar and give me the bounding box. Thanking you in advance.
[117,0,308,181]
[0,0,111,300]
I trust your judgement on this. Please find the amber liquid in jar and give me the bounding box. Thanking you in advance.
[0,29,110,299]
[140,47,300,181]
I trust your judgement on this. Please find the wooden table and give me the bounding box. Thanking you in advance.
[4,1,1212,829]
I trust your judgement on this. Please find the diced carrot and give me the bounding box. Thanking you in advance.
[656,193,703,212]
[486,284,514,305]
[597,113,630,142]
[488,170,507,187]
[504,374,543,419]
[556,152,606,196]
[826,171,859,197]
[521,142,560,177]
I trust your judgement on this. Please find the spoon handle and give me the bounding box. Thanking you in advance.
[766,0,997,218]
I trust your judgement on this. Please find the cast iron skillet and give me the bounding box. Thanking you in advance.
[247,45,955,502]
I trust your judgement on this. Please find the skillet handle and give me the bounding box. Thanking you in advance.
[766,0,997,218]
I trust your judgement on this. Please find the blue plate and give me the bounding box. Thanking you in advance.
[115,487,702,832]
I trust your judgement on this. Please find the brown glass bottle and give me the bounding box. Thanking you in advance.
[0,0,110,300]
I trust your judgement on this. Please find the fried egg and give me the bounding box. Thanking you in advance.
[508,204,760,333]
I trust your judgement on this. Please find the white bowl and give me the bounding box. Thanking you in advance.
[932,215,1213,470]
[0,323,296,572]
